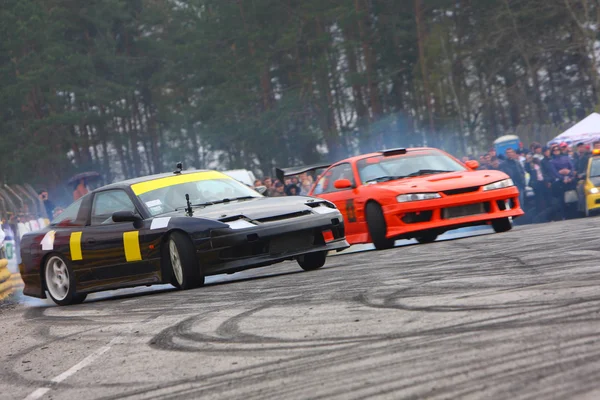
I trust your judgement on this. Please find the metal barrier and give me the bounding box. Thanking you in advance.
[0,183,51,274]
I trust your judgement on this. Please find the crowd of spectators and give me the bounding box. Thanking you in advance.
[463,141,600,223]
[253,174,315,197]
[253,141,599,225]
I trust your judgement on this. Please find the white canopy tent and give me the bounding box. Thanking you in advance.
[549,113,600,146]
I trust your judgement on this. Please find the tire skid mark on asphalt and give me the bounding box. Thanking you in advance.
[24,337,120,400]
[260,324,600,400]
[95,325,600,400]
[3,325,106,387]
[150,304,380,353]
[9,218,600,399]
[96,339,374,400]
[116,290,600,398]
[12,288,212,397]
[96,334,372,399]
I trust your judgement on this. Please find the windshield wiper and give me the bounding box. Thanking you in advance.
[405,169,454,178]
[365,170,454,184]
[365,175,405,184]
[192,196,257,207]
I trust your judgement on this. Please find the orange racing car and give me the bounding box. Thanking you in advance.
[277,147,524,249]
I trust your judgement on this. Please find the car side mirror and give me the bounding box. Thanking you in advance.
[334,179,353,189]
[112,211,142,223]
[255,185,268,195]
[465,160,479,170]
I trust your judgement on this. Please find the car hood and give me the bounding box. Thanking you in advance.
[590,176,600,187]
[372,169,510,193]
[159,196,332,222]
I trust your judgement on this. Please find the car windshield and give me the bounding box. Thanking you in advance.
[357,150,466,184]
[590,157,600,177]
[134,173,262,216]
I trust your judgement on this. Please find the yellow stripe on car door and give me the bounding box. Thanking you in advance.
[70,232,83,261]
[123,231,142,262]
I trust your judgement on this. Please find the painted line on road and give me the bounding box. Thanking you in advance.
[23,336,120,400]
[23,388,50,400]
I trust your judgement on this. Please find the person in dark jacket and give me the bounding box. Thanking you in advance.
[549,144,577,220]
[538,146,556,220]
[500,148,527,210]
[540,146,554,182]
[526,157,550,222]
[38,189,56,220]
[575,142,590,178]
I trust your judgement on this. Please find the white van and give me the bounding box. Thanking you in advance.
[221,169,257,187]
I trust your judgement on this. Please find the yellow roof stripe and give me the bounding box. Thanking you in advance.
[131,171,231,195]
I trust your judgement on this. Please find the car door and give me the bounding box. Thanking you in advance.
[82,189,154,282]
[42,196,91,282]
[312,163,360,236]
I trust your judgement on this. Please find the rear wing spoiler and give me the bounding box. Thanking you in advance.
[275,163,331,183]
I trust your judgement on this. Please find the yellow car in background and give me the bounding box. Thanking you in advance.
[584,149,600,216]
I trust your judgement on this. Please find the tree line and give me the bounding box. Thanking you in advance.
[1,0,599,202]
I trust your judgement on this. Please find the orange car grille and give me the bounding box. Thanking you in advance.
[441,202,490,219]
[442,186,481,195]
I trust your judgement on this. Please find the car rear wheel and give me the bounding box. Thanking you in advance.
[415,232,438,244]
[365,202,395,250]
[492,217,512,233]
[297,251,327,271]
[44,255,86,306]
[168,232,204,290]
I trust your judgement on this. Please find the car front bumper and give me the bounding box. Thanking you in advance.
[586,192,600,213]
[382,186,524,239]
[195,212,349,274]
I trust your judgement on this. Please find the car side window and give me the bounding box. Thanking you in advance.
[316,163,355,194]
[51,198,85,227]
[91,190,137,225]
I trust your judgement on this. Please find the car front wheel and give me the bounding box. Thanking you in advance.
[365,202,395,250]
[44,255,86,306]
[492,217,512,233]
[167,232,204,290]
[297,251,327,271]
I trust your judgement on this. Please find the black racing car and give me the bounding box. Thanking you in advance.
[19,167,349,305]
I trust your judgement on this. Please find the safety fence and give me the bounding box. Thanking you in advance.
[0,183,50,298]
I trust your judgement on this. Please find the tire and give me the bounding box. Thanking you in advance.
[492,217,512,233]
[167,232,204,290]
[365,202,395,250]
[297,251,327,271]
[44,255,87,306]
[415,231,438,244]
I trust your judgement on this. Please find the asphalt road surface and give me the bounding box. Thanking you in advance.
[2,219,600,400]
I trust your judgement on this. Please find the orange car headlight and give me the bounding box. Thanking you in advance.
[397,193,441,202]
[589,187,599,194]
[483,178,514,191]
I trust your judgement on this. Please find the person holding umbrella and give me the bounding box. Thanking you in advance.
[68,172,101,201]
[73,178,89,201]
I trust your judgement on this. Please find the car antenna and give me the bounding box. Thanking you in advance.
[185,194,194,216]
[174,162,183,175]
